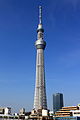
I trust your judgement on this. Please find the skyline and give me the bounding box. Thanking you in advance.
[0,0,80,113]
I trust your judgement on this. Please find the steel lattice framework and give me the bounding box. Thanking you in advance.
[33,6,47,111]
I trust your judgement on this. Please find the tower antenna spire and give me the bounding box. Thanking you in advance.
[39,6,42,24]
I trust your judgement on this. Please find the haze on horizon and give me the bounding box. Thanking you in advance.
[0,0,80,112]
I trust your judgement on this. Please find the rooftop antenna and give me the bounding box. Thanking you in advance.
[39,6,42,24]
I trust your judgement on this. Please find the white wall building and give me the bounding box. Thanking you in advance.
[72,110,80,117]
[19,108,25,115]
[4,107,11,115]
[0,107,11,115]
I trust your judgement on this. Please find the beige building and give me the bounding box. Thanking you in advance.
[55,106,80,117]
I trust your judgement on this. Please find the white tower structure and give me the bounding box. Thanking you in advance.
[34,6,47,111]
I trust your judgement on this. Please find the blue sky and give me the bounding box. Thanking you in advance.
[0,0,80,113]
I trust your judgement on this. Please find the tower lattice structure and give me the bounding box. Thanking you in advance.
[33,6,47,111]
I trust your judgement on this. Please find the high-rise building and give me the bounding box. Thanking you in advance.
[33,6,47,111]
[53,93,64,113]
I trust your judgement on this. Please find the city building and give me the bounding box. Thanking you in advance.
[0,107,15,119]
[0,107,11,115]
[54,106,80,118]
[19,108,25,115]
[72,110,80,117]
[53,93,64,113]
[19,108,25,119]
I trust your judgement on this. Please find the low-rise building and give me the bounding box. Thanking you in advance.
[71,110,80,117]
[19,108,25,115]
[0,107,11,115]
[54,106,80,118]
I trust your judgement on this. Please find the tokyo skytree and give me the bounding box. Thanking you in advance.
[33,6,47,111]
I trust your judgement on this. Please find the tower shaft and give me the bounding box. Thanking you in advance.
[34,49,47,110]
[33,6,47,111]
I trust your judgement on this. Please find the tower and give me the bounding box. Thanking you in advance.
[53,93,64,113]
[33,6,47,111]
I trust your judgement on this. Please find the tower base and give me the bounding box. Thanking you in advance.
[29,109,53,120]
